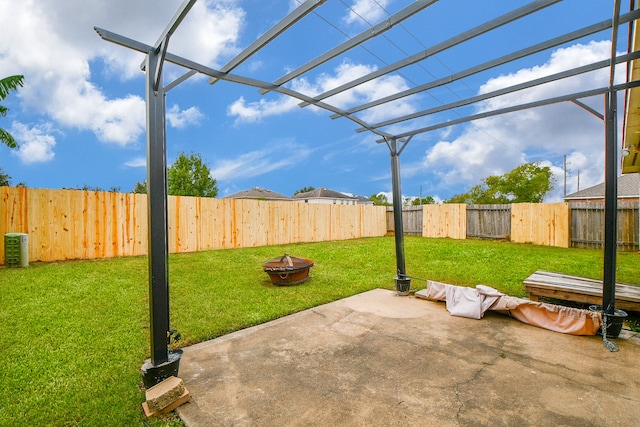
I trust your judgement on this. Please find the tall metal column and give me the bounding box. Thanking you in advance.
[602,90,618,315]
[389,138,411,294]
[602,0,621,317]
[145,50,170,366]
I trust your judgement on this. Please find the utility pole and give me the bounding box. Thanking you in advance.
[563,155,567,198]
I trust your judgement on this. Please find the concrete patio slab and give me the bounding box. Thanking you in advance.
[176,289,640,426]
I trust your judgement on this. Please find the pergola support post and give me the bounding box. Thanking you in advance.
[141,49,180,386]
[602,0,621,321]
[602,90,618,316]
[389,137,411,295]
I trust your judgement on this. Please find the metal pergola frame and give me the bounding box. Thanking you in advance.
[95,0,638,373]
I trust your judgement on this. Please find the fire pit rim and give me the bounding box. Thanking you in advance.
[262,254,314,285]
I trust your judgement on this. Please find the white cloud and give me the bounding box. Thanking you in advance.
[227,60,416,123]
[344,0,390,25]
[297,60,416,122]
[411,41,616,201]
[247,60,264,73]
[227,96,301,123]
[167,105,204,129]
[124,157,146,168]
[0,0,244,154]
[210,139,311,181]
[11,123,57,164]
[478,41,614,111]
[168,0,245,67]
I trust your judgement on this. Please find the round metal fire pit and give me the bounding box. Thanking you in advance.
[262,254,314,285]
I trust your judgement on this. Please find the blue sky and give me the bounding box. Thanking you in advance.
[0,0,629,201]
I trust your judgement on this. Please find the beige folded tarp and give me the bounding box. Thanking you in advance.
[416,281,601,336]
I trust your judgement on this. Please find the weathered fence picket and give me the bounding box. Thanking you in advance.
[466,204,511,239]
[570,201,639,251]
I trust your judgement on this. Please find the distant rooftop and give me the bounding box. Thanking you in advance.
[224,188,291,201]
[564,173,639,200]
[292,188,355,200]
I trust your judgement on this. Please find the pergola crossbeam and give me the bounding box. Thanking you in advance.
[152,0,197,50]
[298,0,561,108]
[376,79,640,143]
[95,26,394,138]
[209,0,327,85]
[259,0,439,95]
[571,99,605,120]
[165,69,198,93]
[357,50,640,132]
[335,9,640,119]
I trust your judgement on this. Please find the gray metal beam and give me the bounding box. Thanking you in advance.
[335,10,640,118]
[165,69,198,93]
[94,26,394,139]
[376,79,640,142]
[259,0,438,95]
[209,0,326,85]
[602,0,622,318]
[147,0,197,87]
[145,51,170,366]
[298,0,561,108]
[153,38,169,91]
[96,27,161,54]
[152,0,197,51]
[603,90,618,317]
[355,50,640,132]
[387,137,411,295]
[570,99,604,120]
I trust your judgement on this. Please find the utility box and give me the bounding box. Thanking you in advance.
[4,233,29,268]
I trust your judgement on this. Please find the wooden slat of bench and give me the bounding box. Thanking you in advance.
[524,271,640,303]
[524,270,640,312]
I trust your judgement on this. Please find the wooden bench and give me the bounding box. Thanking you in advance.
[524,270,640,313]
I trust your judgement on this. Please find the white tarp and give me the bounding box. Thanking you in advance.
[416,281,602,336]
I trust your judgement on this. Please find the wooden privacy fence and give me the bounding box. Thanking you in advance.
[387,203,569,246]
[570,201,639,251]
[386,205,423,235]
[422,204,466,239]
[4,186,637,264]
[466,204,511,239]
[412,202,638,250]
[511,203,570,247]
[0,187,387,263]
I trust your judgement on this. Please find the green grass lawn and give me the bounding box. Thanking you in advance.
[0,236,638,426]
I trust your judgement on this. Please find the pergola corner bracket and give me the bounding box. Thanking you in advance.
[153,38,169,92]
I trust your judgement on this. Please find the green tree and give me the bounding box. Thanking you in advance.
[411,196,436,206]
[369,193,391,206]
[77,184,105,192]
[446,162,555,204]
[0,75,25,148]
[167,152,218,197]
[294,186,315,195]
[0,166,11,186]
[132,180,147,194]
